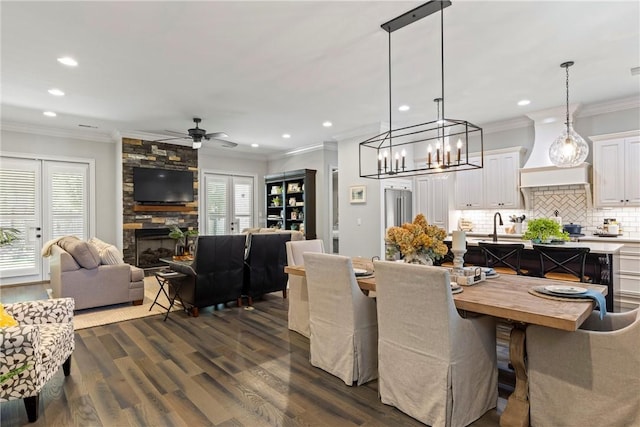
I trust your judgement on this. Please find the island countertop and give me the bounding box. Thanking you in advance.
[445,236,624,255]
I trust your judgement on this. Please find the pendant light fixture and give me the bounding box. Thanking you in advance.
[548,61,589,168]
[359,0,483,179]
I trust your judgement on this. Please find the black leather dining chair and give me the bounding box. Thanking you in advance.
[478,242,526,275]
[533,245,591,282]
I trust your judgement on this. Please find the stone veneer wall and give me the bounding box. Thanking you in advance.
[122,138,198,265]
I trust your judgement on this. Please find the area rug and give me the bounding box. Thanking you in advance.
[73,276,182,330]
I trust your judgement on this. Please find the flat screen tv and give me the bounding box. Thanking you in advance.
[133,167,194,203]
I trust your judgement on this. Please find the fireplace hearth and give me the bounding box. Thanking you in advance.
[135,228,184,269]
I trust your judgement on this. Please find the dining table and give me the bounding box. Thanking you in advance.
[284,263,608,427]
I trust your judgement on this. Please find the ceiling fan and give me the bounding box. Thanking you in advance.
[155,118,237,149]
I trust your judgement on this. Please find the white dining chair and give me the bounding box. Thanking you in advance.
[526,307,640,426]
[303,253,378,386]
[285,239,324,337]
[373,260,498,427]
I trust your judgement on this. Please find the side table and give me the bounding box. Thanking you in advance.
[152,270,187,321]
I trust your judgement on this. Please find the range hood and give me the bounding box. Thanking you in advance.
[520,106,592,209]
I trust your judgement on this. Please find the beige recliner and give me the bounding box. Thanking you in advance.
[48,238,144,310]
[526,308,640,426]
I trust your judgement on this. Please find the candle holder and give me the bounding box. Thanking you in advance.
[451,248,467,275]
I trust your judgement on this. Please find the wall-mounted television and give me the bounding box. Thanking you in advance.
[133,167,194,203]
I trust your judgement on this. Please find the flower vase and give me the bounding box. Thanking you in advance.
[403,253,433,266]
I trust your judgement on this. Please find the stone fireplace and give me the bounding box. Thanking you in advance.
[122,138,198,266]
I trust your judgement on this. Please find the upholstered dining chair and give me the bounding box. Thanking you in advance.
[526,308,640,426]
[303,253,378,386]
[478,242,526,275]
[373,261,498,427]
[285,239,325,337]
[0,298,75,423]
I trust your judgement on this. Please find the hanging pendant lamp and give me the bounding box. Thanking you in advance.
[548,61,589,168]
[359,0,483,179]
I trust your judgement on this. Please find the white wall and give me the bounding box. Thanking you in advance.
[337,125,385,259]
[0,129,119,244]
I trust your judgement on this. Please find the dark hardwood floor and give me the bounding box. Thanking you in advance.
[1,286,507,426]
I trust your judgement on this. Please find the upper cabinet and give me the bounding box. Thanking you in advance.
[454,156,483,209]
[484,150,523,209]
[416,175,450,230]
[454,148,525,210]
[593,131,640,207]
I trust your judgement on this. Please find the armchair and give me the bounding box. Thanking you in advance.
[243,233,292,305]
[0,298,75,423]
[167,235,247,316]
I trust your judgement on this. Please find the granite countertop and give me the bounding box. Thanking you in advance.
[446,233,625,254]
[460,232,640,244]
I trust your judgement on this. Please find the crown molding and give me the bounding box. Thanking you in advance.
[575,95,640,118]
[1,120,115,143]
[269,141,337,161]
[480,116,533,134]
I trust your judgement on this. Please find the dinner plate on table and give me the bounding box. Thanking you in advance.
[544,285,588,295]
[354,268,373,277]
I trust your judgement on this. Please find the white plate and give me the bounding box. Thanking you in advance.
[486,273,500,279]
[544,285,587,295]
[353,268,367,274]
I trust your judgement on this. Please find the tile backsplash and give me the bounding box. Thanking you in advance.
[455,185,639,238]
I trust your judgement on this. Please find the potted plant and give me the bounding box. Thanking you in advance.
[522,218,569,243]
[168,226,198,256]
[272,196,281,207]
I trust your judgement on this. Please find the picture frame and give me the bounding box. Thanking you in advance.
[349,185,366,204]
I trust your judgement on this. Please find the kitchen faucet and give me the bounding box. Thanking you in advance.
[491,212,503,242]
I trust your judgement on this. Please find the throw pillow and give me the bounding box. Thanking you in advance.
[0,303,18,327]
[88,236,111,252]
[100,245,124,265]
[57,238,101,269]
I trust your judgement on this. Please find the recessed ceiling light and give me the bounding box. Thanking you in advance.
[43,111,57,117]
[542,117,557,124]
[48,88,65,96]
[517,99,531,106]
[282,134,291,139]
[251,143,259,148]
[57,56,78,67]
[398,105,410,112]
[322,121,332,127]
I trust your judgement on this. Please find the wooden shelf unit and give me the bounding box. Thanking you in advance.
[265,169,316,239]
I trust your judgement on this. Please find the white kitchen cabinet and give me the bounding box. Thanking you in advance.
[593,131,640,207]
[484,150,523,209]
[416,175,449,230]
[616,242,640,310]
[454,156,483,209]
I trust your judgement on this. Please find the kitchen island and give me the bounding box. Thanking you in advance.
[444,236,624,312]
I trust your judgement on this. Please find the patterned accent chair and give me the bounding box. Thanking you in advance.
[0,298,75,423]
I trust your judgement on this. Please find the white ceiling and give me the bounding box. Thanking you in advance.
[2,1,639,154]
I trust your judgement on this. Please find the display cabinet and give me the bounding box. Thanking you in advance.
[265,169,316,239]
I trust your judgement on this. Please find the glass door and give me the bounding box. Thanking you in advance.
[203,172,254,235]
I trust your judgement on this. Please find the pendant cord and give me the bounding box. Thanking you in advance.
[565,64,570,133]
[440,1,445,120]
[388,30,392,153]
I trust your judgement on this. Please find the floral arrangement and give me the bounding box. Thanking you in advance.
[522,218,569,242]
[385,214,449,264]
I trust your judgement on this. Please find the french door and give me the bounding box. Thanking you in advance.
[202,172,255,235]
[0,156,92,285]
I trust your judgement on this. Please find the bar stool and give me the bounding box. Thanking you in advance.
[533,245,591,282]
[477,242,525,275]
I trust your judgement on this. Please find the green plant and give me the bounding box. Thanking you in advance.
[0,227,20,246]
[522,218,569,242]
[272,196,281,206]
[168,226,198,244]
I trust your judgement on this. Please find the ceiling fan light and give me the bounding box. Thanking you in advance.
[548,124,588,167]
[192,141,202,149]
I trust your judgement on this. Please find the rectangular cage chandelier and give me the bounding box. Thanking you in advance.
[359,0,484,179]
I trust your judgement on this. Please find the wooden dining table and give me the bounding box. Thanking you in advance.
[284,264,608,427]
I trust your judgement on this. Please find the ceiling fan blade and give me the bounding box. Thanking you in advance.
[205,132,229,139]
[153,136,189,142]
[163,130,190,137]
[209,138,238,148]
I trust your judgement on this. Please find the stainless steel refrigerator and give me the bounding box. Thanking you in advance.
[384,188,412,228]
